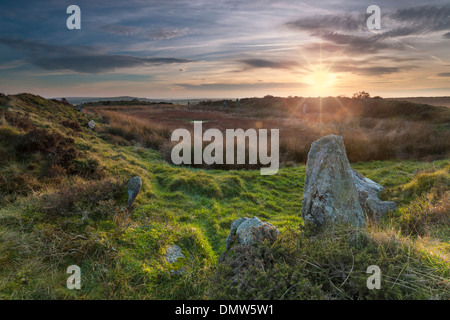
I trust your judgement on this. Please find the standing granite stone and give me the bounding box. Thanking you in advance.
[301,135,365,227]
[127,176,142,209]
[225,217,279,250]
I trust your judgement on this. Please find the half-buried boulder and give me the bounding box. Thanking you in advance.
[225,217,279,250]
[165,244,186,275]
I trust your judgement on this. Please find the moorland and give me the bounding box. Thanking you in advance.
[0,93,448,299]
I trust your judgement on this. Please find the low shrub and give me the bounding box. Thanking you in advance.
[39,178,125,218]
[0,110,35,132]
[16,128,78,171]
[209,225,449,300]
[71,158,104,178]
[61,120,82,132]
[0,163,40,199]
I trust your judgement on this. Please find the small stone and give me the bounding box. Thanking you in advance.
[165,244,186,275]
[165,244,185,264]
[88,120,95,130]
[127,176,142,209]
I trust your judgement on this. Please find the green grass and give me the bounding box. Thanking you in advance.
[0,94,448,299]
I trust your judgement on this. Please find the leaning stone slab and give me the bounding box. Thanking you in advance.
[301,135,365,227]
[127,176,142,209]
[225,217,279,250]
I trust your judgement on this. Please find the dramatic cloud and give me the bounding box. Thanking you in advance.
[0,1,449,97]
[286,4,450,55]
[239,59,298,70]
[331,65,403,75]
[380,5,450,38]
[99,25,142,37]
[391,5,450,29]
[287,4,450,37]
[313,32,398,54]
[33,55,191,73]
[0,38,191,73]
[99,25,189,40]
[176,82,307,91]
[285,14,364,33]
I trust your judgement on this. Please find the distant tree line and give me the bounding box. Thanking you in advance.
[81,98,173,107]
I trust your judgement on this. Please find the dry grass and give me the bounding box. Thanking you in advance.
[97,110,171,150]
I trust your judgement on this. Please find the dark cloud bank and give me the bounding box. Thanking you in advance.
[0,37,191,73]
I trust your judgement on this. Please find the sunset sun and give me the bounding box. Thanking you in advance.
[308,69,336,89]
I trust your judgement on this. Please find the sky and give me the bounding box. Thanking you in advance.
[0,0,449,99]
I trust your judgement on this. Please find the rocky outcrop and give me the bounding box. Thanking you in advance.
[301,135,395,227]
[225,217,279,250]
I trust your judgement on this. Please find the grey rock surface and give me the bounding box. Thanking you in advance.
[301,135,365,227]
[301,135,396,227]
[351,169,396,221]
[127,176,142,209]
[165,244,186,275]
[88,120,95,130]
[226,217,279,250]
[165,244,185,264]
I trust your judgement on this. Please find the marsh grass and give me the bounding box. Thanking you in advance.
[87,98,450,166]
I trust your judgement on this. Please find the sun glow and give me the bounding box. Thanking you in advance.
[308,70,336,89]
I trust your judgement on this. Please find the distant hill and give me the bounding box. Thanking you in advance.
[387,97,450,108]
[62,96,162,105]
[62,96,214,106]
